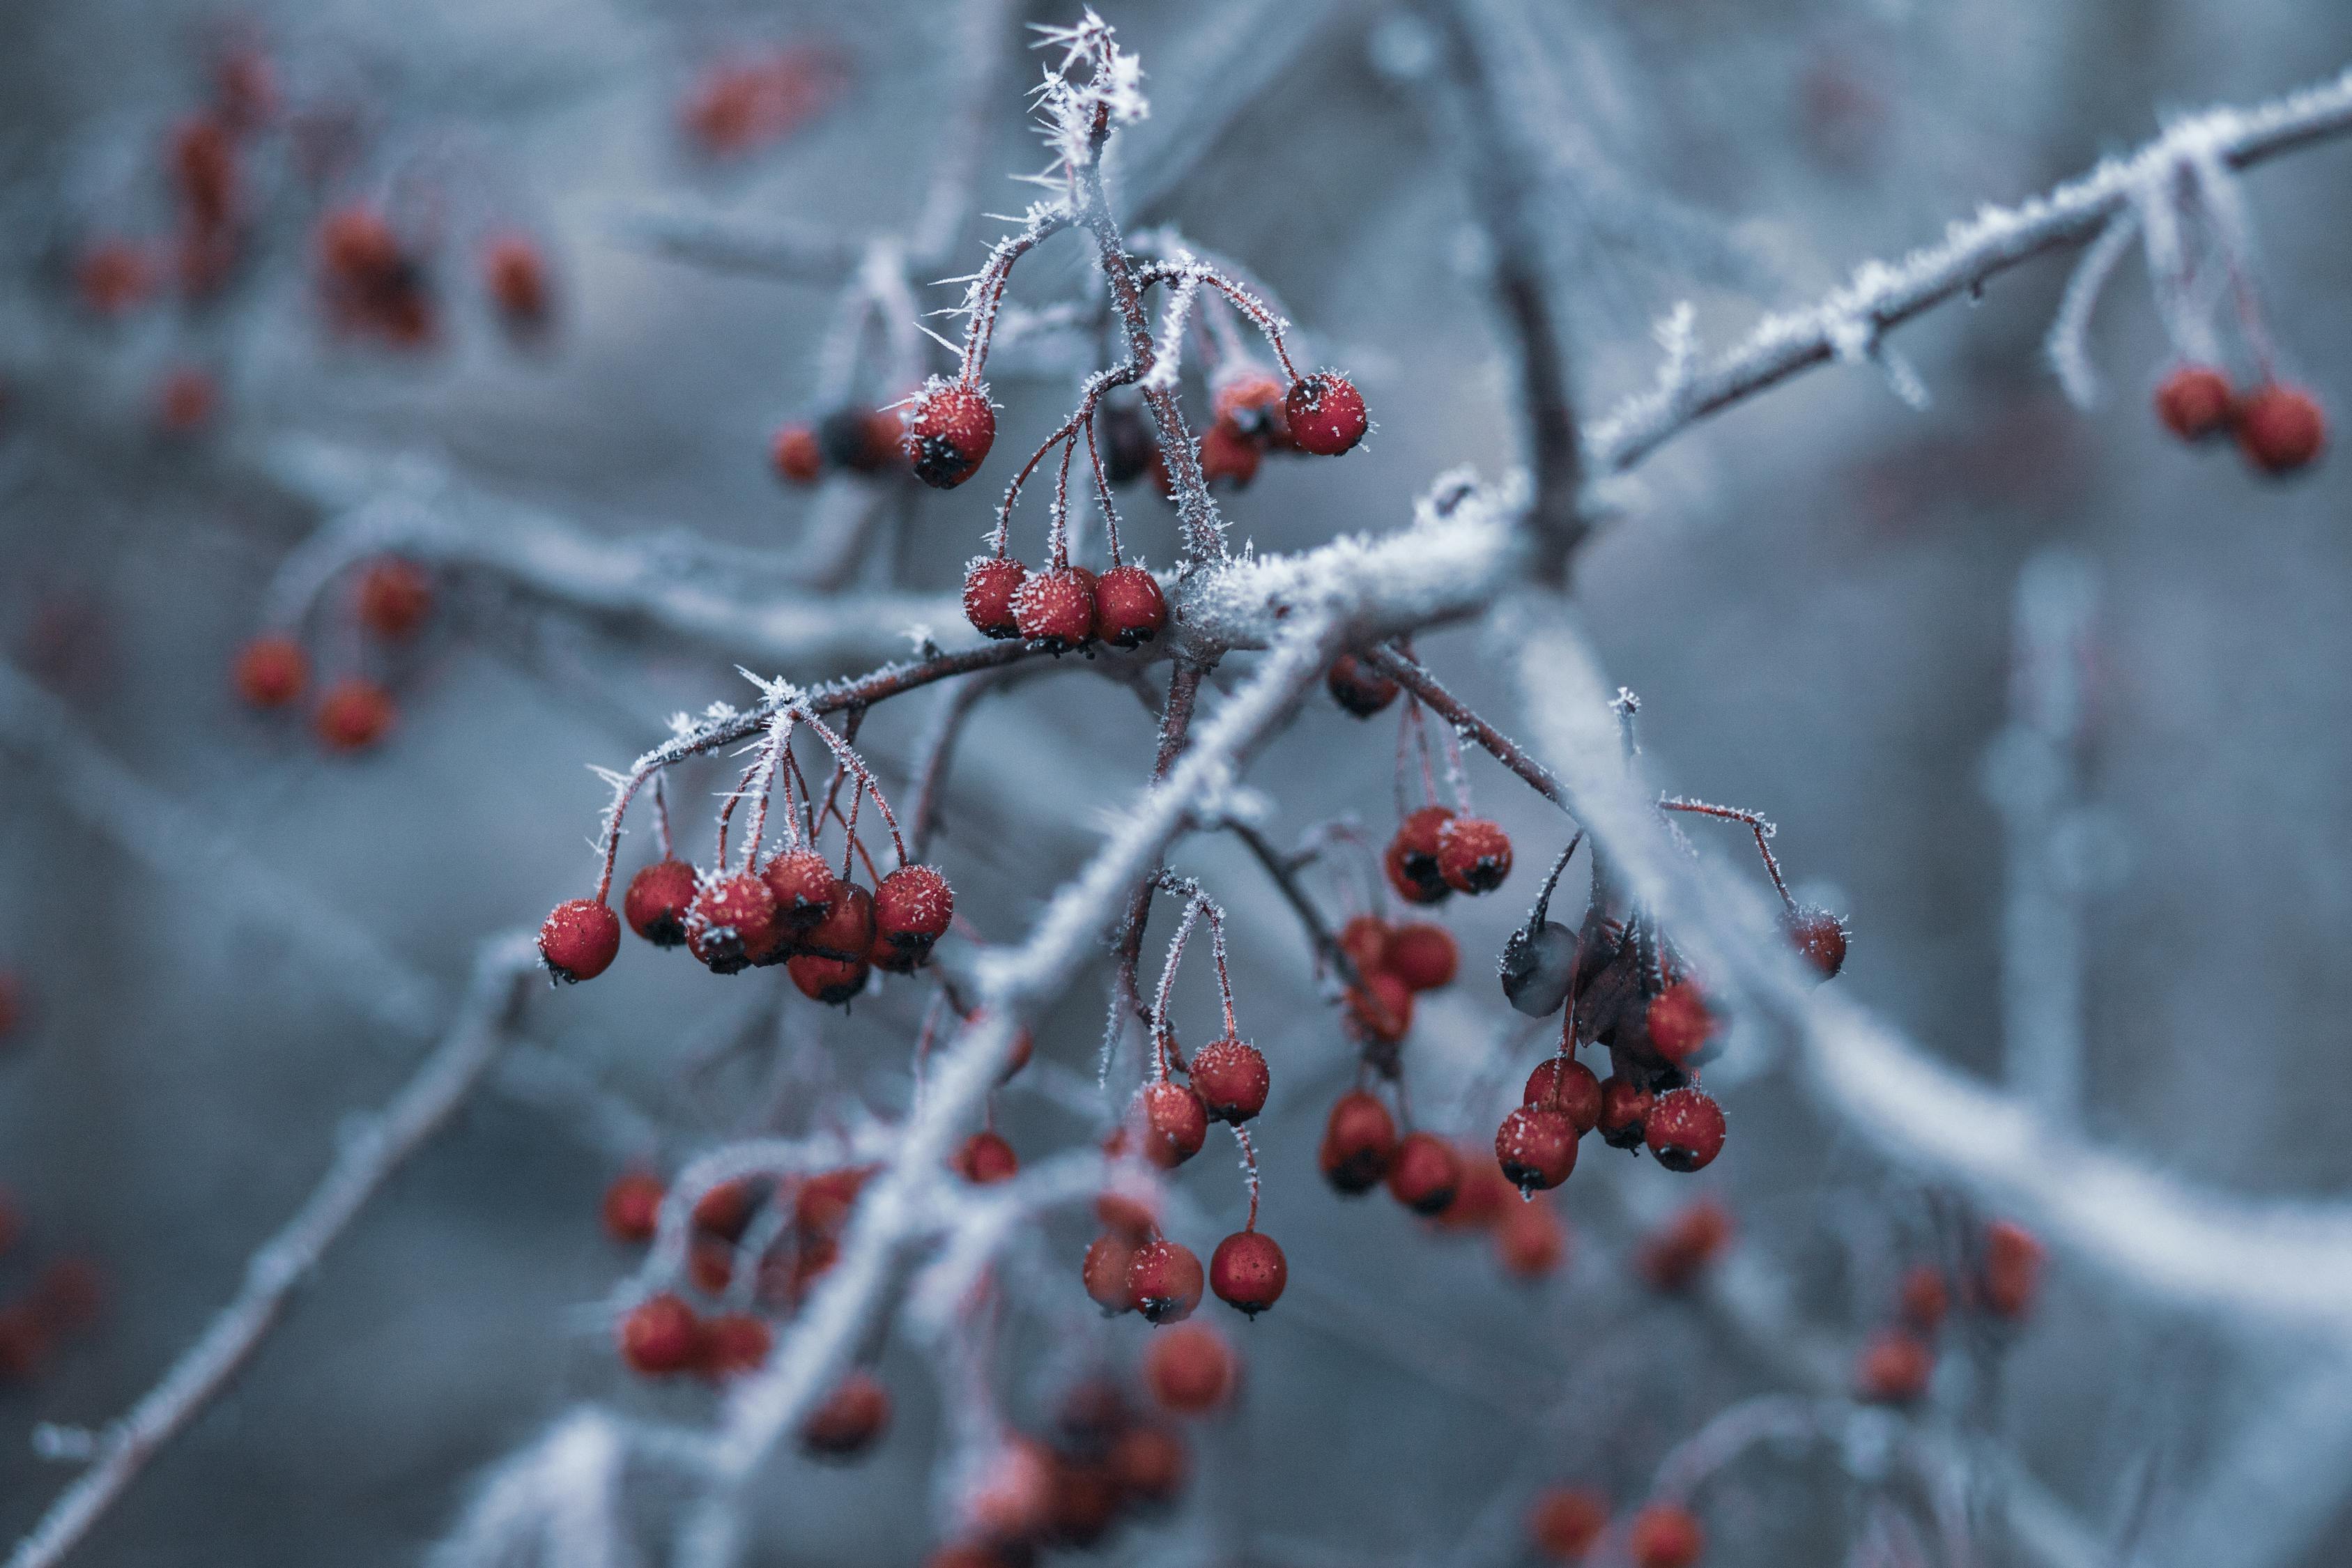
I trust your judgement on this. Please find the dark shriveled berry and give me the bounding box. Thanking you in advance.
[540,898,620,983]
[1101,400,1156,484]
[1500,920,1578,1017]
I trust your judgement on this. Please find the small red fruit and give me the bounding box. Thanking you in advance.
[601,1170,664,1243]
[1436,816,1512,894]
[539,898,620,983]
[1528,1485,1608,1562]
[157,367,217,432]
[818,406,900,473]
[1013,565,1099,652]
[1638,1197,1734,1292]
[2234,383,2326,475]
[1344,969,1415,1046]
[1899,1265,1950,1333]
[1212,370,1288,445]
[1326,654,1400,717]
[1144,1322,1234,1413]
[1083,1232,1139,1315]
[1209,1229,1287,1316]
[1386,1131,1463,1215]
[1198,421,1261,489]
[963,557,1029,640]
[1496,1197,1568,1279]
[1643,1087,1726,1173]
[356,558,431,639]
[1285,371,1368,456]
[1627,1502,1704,1568]
[906,378,997,489]
[691,1178,759,1241]
[76,240,153,316]
[1385,806,1456,905]
[1137,1080,1210,1167]
[1855,1328,1934,1404]
[797,877,874,961]
[483,233,549,325]
[1523,1056,1602,1135]
[624,859,700,947]
[1597,1075,1654,1151]
[1436,1150,1515,1231]
[1337,914,1390,977]
[1785,905,1848,981]
[1384,921,1458,991]
[1319,1090,1399,1194]
[1981,1219,2045,1319]
[801,1369,892,1458]
[788,953,870,1004]
[619,1293,702,1375]
[700,1312,773,1378]
[686,873,783,974]
[1110,1425,1188,1505]
[315,678,394,751]
[771,423,823,484]
[1187,1036,1269,1124]
[1127,1238,1205,1324]
[1496,1105,1578,1194]
[760,847,836,931]
[233,635,307,708]
[871,863,953,964]
[1645,983,1715,1066]
[955,1130,1020,1185]
[1093,563,1168,648]
[2154,364,2234,443]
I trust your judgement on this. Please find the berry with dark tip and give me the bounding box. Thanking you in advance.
[686,873,783,974]
[788,952,869,1004]
[1386,1132,1463,1215]
[1495,1105,1578,1194]
[1093,563,1168,647]
[624,859,699,947]
[1319,1090,1398,1194]
[963,557,1028,640]
[1436,816,1512,894]
[1597,1075,1654,1151]
[540,898,620,983]
[1643,1086,1726,1172]
[1209,1229,1288,1316]
[1523,1056,1601,1135]
[1013,566,1099,652]
[1126,1238,1205,1324]
[1137,1080,1210,1167]
[1187,1035,1269,1124]
[1326,654,1399,717]
[906,378,997,489]
[874,864,954,963]
[762,847,836,932]
[1284,372,1368,456]
[801,1369,892,1458]
[819,405,900,473]
[2155,364,2234,442]
[1385,806,1456,905]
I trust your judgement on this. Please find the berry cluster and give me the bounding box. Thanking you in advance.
[1528,1490,1704,1568]
[927,1379,1192,1565]
[233,554,433,753]
[1853,1216,2045,1404]
[2155,364,2326,475]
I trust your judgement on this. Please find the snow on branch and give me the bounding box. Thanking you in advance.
[6,933,541,1568]
[1585,65,2352,475]
[610,206,865,282]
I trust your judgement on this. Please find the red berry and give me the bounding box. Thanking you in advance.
[318,205,402,291]
[1523,1056,1601,1135]
[687,1238,726,1293]
[624,859,700,947]
[172,115,238,229]
[794,1166,871,1238]
[797,877,874,961]
[315,678,394,751]
[1384,921,1458,991]
[1109,1425,1188,1506]
[2234,383,2326,474]
[1209,1229,1287,1316]
[539,898,620,983]
[819,406,901,473]
[760,847,836,932]
[700,1312,773,1378]
[1386,1131,1463,1215]
[788,952,870,1004]
[0,976,18,1043]
[873,863,954,964]
[233,635,307,708]
[771,422,823,484]
[1643,1087,1726,1173]
[1627,1503,1704,1568]
[1528,1485,1608,1562]
[801,1369,892,1458]
[1638,1197,1734,1292]
[76,239,153,316]
[1144,1322,1234,1413]
[1785,905,1848,981]
[1285,371,1368,456]
[1344,969,1415,1045]
[691,1178,760,1241]
[1385,806,1456,905]
[955,1130,1020,1185]
[1855,1328,1934,1404]
[2155,364,2234,443]
[906,378,997,489]
[1337,914,1390,976]
[963,557,1029,640]
[601,1170,664,1243]
[1496,1105,1578,1194]
[1047,1456,1123,1549]
[1899,1264,1950,1333]
[1187,1036,1269,1123]
[157,367,217,432]
[1495,1197,1568,1279]
[619,1293,702,1375]
[686,873,784,974]
[1597,1075,1654,1151]
[1980,1219,2045,1319]
[483,233,549,324]
[1319,1090,1398,1194]
[1093,562,1168,648]
[1326,653,1399,717]
[1082,1232,1139,1315]
[1645,983,1715,1066]
[1435,1148,1515,1231]
[1126,1238,1205,1324]
[960,1436,1057,1546]
[1013,565,1099,652]
[1213,370,1288,445]
[1198,420,1261,489]
[1436,816,1512,894]
[1137,1080,1210,1167]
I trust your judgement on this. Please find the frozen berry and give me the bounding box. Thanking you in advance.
[1645,983,1714,1066]
[963,557,1028,640]
[1980,1219,2044,1319]
[1496,1197,1567,1279]
[1082,1232,1139,1315]
[1208,1229,1286,1316]
[1384,921,1458,991]
[483,233,550,324]
[1385,806,1456,905]
[1127,1238,1204,1325]
[2234,383,2326,475]
[233,635,307,709]
[1319,1090,1397,1194]
[699,1311,772,1378]
[802,1369,892,1458]
[788,953,869,1004]
[819,406,900,473]
[955,1130,1020,1185]
[1386,1132,1463,1215]
[1500,920,1579,1017]
[1344,969,1415,1045]
[315,678,394,751]
[1436,816,1512,894]
[1285,372,1368,456]
[1013,566,1098,653]
[1785,906,1848,981]
[1187,1036,1269,1124]
[1523,1056,1601,1135]
[624,859,700,946]
[799,878,875,960]
[1337,914,1390,977]
[1528,1486,1608,1563]
[761,847,836,931]
[875,863,954,963]
[771,422,823,484]
[1496,1105,1577,1194]
[1627,1503,1704,1568]
[1198,421,1261,489]
[1144,1322,1233,1413]
[619,1293,702,1375]
[1855,1329,1933,1404]
[539,898,620,983]
[601,1169,664,1243]
[1137,1080,1210,1168]
[1213,370,1288,445]
[2155,364,2234,443]
[686,873,783,974]
[907,378,997,489]
[1093,563,1168,647]
[1326,654,1399,717]
[1643,1087,1725,1173]
[1597,1075,1654,1151]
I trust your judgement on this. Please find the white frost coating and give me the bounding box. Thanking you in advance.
[903,1151,1112,1339]
[1145,266,1201,392]
[2045,213,2139,409]
[431,1408,634,1568]
[1494,593,2352,1335]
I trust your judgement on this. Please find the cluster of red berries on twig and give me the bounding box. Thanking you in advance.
[233,554,433,753]
[1854,1216,2045,1404]
[1528,1489,1704,1568]
[927,1378,1193,1565]
[2153,364,2326,475]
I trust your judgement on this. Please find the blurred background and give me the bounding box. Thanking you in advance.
[2,0,2350,1562]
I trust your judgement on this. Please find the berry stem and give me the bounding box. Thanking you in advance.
[1658,797,1795,907]
[1233,1123,1261,1231]
[1225,821,1369,997]
[1526,831,1584,930]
